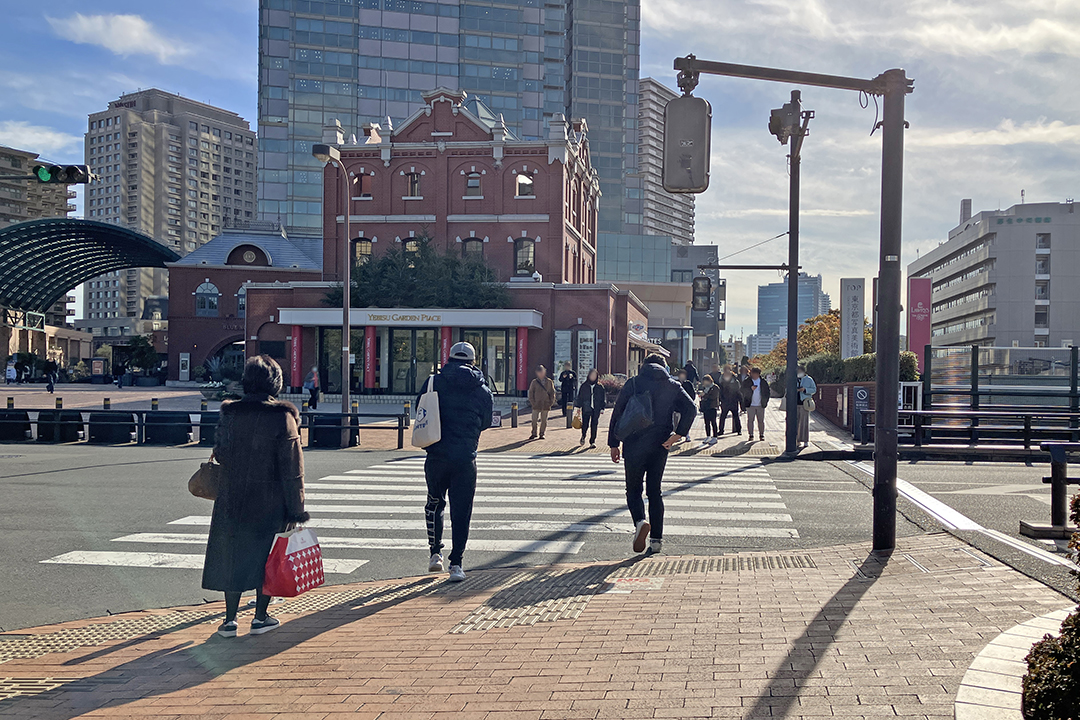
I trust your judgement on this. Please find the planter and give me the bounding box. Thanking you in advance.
[135,376,160,387]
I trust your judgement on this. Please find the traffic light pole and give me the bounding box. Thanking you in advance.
[785,90,805,456]
[673,56,913,552]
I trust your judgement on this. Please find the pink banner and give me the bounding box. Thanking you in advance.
[908,277,932,373]
[441,327,452,366]
[290,325,302,388]
[364,326,376,389]
[516,327,528,391]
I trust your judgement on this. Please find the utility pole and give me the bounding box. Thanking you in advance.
[785,91,803,455]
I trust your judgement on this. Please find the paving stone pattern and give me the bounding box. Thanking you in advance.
[0,533,1069,719]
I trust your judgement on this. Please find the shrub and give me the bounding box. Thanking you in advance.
[1022,492,1080,719]
[598,374,625,405]
[70,361,90,382]
[805,353,844,384]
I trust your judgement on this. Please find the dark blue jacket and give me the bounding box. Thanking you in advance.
[416,360,494,457]
[607,362,697,449]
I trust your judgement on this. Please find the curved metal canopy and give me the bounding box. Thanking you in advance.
[0,219,180,313]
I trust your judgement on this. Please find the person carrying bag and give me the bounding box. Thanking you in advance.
[574,368,605,448]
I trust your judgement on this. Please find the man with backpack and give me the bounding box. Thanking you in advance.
[608,354,697,555]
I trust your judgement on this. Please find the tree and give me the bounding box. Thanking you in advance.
[128,335,161,373]
[325,231,510,310]
[751,309,873,371]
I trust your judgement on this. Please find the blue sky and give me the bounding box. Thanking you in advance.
[3,0,1079,336]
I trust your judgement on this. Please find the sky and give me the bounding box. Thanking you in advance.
[2,0,1079,336]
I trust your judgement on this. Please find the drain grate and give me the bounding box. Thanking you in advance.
[611,553,816,578]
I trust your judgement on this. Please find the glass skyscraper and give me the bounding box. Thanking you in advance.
[257,0,640,235]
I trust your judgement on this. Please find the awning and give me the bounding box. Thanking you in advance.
[629,335,670,356]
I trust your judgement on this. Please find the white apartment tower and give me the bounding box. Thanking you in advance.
[638,77,696,245]
[79,89,256,339]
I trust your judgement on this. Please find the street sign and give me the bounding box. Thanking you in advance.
[663,95,712,193]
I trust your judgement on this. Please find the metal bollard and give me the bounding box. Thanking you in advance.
[565,407,573,429]
[151,397,159,411]
[55,397,62,409]
[351,399,359,414]
[302,400,309,411]
[403,401,411,428]
[511,402,518,428]
[103,398,110,410]
[6,397,12,409]
[1049,453,1068,528]
[200,398,208,411]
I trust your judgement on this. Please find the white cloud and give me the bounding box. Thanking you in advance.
[0,121,82,158]
[910,119,1080,148]
[46,13,190,65]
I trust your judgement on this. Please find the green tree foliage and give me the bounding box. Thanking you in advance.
[751,309,874,372]
[128,335,161,373]
[766,351,919,390]
[325,233,510,310]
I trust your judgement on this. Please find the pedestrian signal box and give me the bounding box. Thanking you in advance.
[692,276,712,311]
[663,95,712,193]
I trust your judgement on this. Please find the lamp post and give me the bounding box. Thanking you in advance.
[312,143,351,447]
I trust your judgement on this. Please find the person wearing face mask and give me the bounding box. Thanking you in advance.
[717,366,743,436]
[574,368,606,447]
[796,364,817,448]
[741,367,770,442]
[698,374,720,444]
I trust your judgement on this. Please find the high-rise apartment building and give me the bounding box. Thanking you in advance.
[908,199,1080,348]
[78,89,256,339]
[257,0,640,235]
[756,272,831,337]
[637,77,694,245]
[0,145,76,229]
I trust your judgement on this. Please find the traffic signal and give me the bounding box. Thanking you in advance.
[692,275,712,312]
[663,94,712,193]
[32,164,92,184]
[768,102,798,144]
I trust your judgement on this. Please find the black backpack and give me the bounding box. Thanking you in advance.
[614,378,655,440]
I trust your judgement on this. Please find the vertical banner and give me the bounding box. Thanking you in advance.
[364,326,376,388]
[907,277,933,373]
[440,326,452,366]
[516,327,528,391]
[839,279,865,359]
[290,325,303,388]
[554,330,573,372]
[576,329,596,375]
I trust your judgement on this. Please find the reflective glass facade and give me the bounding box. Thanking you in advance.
[257,0,640,234]
[595,232,670,283]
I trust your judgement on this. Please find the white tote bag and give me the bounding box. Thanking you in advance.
[411,374,442,448]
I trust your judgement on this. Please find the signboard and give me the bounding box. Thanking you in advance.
[364,327,376,388]
[554,330,573,373]
[290,325,302,388]
[907,277,933,373]
[576,329,596,375]
[516,327,528,391]
[491,410,502,428]
[91,358,105,376]
[839,279,865,359]
[852,386,870,442]
[440,326,452,365]
[179,353,190,382]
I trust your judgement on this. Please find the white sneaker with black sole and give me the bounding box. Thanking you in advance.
[428,553,444,573]
[249,616,280,635]
[632,519,651,553]
[217,620,238,638]
[649,539,663,555]
[448,565,466,582]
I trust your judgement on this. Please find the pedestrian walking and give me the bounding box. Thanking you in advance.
[742,366,770,442]
[415,342,493,583]
[558,362,577,418]
[527,364,556,439]
[698,374,720,444]
[5,361,16,385]
[717,366,743,435]
[676,369,695,443]
[575,368,605,447]
[608,354,697,555]
[708,362,723,385]
[43,359,58,394]
[302,365,319,409]
[683,360,699,385]
[202,355,308,638]
[796,364,817,448]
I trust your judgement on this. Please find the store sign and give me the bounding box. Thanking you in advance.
[577,330,596,374]
[91,358,105,375]
[516,328,528,391]
[908,277,933,372]
[364,312,442,324]
[554,330,573,372]
[839,278,865,360]
[363,327,376,388]
[290,325,302,388]
[110,100,136,109]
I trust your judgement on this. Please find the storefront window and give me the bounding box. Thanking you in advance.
[460,328,514,394]
[515,238,535,275]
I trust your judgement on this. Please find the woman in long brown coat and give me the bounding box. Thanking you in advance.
[202,355,308,638]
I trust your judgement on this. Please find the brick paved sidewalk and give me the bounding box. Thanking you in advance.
[1,532,1070,719]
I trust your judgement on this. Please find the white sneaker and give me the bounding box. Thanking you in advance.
[428,553,444,573]
[649,539,663,554]
[632,519,651,553]
[708,437,718,446]
[448,565,466,582]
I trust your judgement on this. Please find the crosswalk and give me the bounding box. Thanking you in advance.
[40,453,797,575]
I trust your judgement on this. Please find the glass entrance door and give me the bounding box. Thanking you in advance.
[459,329,513,394]
[390,328,436,395]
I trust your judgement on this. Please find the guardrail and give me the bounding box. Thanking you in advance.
[859,408,1080,448]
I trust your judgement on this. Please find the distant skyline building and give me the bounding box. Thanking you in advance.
[77,89,256,339]
[256,0,641,235]
[0,145,76,230]
[746,333,783,358]
[638,77,694,245]
[756,272,831,336]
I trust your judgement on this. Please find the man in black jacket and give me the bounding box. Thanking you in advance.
[558,362,577,417]
[608,355,697,555]
[717,367,743,435]
[415,341,494,583]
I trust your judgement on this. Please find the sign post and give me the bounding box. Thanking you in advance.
[840,279,865,359]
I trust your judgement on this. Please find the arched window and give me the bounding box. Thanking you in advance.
[462,237,483,259]
[406,172,421,197]
[236,286,246,318]
[515,174,534,197]
[514,238,535,276]
[195,281,220,317]
[465,172,482,197]
[357,174,373,199]
[354,237,373,265]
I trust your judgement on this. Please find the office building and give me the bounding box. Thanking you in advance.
[672,243,722,367]
[746,333,783,358]
[756,272,831,337]
[638,78,694,244]
[908,198,1080,348]
[0,145,76,229]
[77,89,256,340]
[721,335,746,366]
[257,0,641,235]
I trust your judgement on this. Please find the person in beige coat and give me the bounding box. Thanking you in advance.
[527,365,556,439]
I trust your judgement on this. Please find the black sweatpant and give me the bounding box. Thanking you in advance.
[561,388,574,416]
[702,408,718,437]
[624,444,668,540]
[580,408,600,444]
[424,452,477,566]
[307,387,319,409]
[718,404,741,434]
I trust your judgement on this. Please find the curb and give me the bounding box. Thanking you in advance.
[954,605,1074,720]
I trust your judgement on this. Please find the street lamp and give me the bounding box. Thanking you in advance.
[312,142,352,447]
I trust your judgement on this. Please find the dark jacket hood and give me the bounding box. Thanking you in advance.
[440,360,486,389]
[221,394,299,419]
[638,362,672,382]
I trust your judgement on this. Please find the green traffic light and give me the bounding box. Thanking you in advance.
[34,166,53,182]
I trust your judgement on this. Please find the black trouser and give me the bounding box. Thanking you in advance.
[224,590,271,622]
[46,373,55,394]
[718,404,741,434]
[580,408,600,443]
[702,408,718,437]
[424,452,477,566]
[307,387,318,409]
[561,388,574,416]
[624,444,668,540]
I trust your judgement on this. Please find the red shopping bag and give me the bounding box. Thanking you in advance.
[263,527,325,597]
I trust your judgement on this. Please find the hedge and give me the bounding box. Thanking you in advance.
[783,351,920,393]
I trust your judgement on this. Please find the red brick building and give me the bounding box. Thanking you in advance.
[168,89,659,396]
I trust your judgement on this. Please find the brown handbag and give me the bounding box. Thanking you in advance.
[188,453,222,500]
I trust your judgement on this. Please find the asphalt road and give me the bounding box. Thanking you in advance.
[0,443,915,631]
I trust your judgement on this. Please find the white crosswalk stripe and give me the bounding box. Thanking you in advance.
[40,453,797,574]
